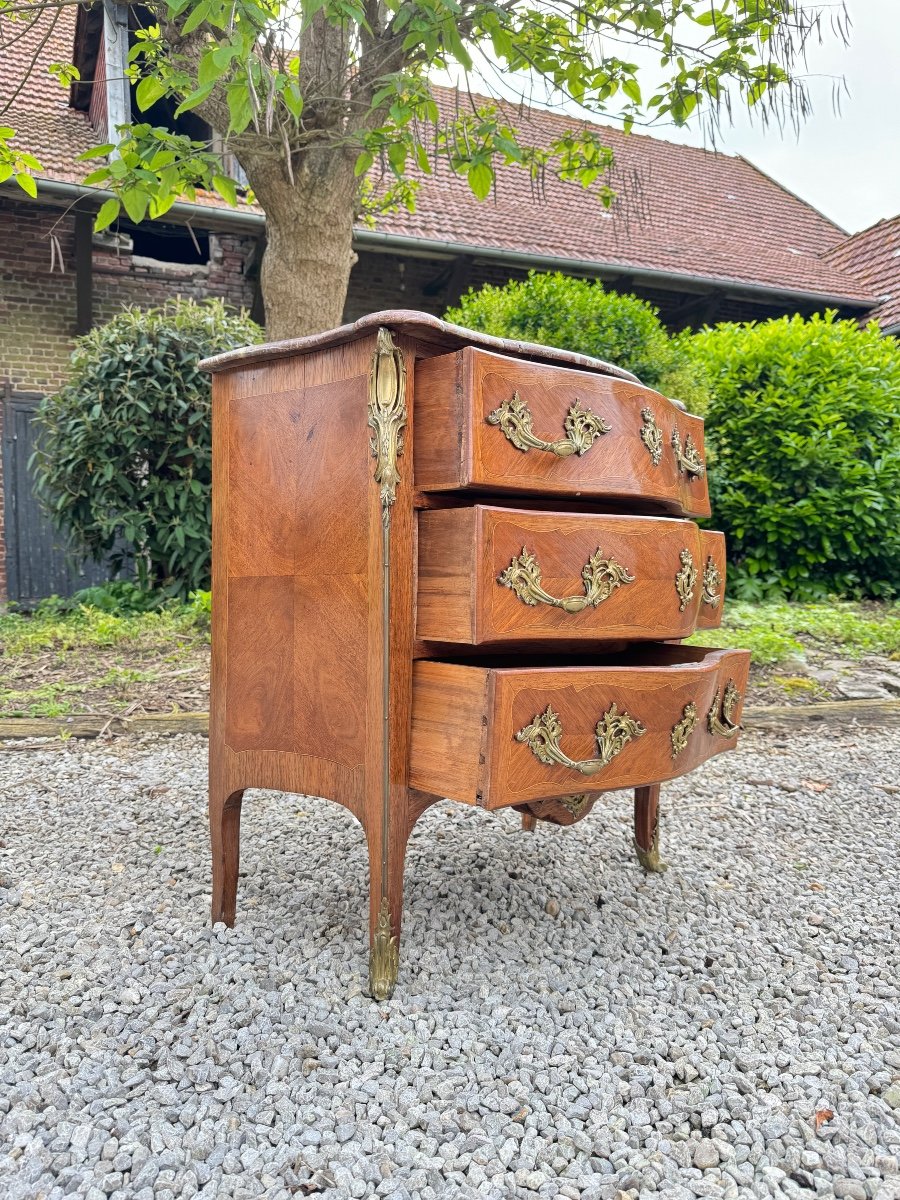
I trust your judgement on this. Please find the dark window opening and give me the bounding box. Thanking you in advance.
[129,7,212,145]
[126,222,210,265]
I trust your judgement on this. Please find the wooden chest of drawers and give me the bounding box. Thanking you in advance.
[203,311,749,999]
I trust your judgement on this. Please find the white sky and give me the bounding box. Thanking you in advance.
[443,0,899,235]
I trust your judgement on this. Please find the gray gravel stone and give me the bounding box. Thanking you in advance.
[1,727,898,1200]
[693,1140,720,1169]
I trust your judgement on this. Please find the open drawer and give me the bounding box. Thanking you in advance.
[414,347,711,517]
[409,645,750,808]
[417,505,725,646]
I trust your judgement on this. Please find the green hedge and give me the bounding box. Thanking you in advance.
[446,271,711,412]
[33,299,262,598]
[689,312,900,600]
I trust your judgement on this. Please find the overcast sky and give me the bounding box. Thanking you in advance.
[657,0,899,234]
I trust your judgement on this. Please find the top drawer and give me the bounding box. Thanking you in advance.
[414,347,710,518]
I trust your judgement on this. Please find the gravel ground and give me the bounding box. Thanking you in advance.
[1,728,899,1200]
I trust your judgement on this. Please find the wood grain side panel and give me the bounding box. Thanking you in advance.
[697,530,727,630]
[294,571,368,770]
[228,377,368,579]
[485,650,750,807]
[224,575,295,751]
[227,388,302,577]
[408,662,492,804]
[471,351,710,516]
[416,508,477,642]
[215,350,373,815]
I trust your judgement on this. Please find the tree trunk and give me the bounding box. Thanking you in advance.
[248,149,359,342]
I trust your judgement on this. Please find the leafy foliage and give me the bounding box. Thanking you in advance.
[32,299,262,599]
[687,600,900,665]
[446,271,711,411]
[687,313,900,600]
[1,0,840,236]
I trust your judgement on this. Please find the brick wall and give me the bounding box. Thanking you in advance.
[0,197,257,394]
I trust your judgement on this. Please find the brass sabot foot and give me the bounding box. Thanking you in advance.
[634,837,669,873]
[368,897,399,1001]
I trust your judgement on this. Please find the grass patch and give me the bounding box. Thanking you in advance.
[0,599,209,717]
[687,601,900,666]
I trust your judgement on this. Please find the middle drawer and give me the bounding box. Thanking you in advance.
[417,505,725,645]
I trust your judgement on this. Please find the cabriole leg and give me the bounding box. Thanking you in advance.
[210,785,245,925]
[366,789,439,1001]
[634,783,668,873]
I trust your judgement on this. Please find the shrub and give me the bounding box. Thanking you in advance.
[33,299,262,599]
[687,312,900,600]
[446,270,711,412]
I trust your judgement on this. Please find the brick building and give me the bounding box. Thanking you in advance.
[1,5,895,601]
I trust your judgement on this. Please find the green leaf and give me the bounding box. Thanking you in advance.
[282,83,304,120]
[77,143,116,161]
[174,83,215,116]
[467,162,493,201]
[226,83,253,135]
[135,76,167,112]
[121,187,149,224]
[15,172,37,198]
[354,150,374,177]
[212,173,237,206]
[0,163,13,184]
[180,0,212,36]
[94,197,121,232]
[622,78,642,105]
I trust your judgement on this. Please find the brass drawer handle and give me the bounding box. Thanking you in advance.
[675,548,698,612]
[640,408,663,465]
[671,426,706,477]
[670,701,699,758]
[707,679,742,737]
[487,392,610,457]
[498,546,635,614]
[702,556,722,607]
[516,703,646,776]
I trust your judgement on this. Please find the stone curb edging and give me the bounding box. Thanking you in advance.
[1,700,899,743]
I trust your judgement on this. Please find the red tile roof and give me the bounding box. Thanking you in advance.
[370,89,873,306]
[0,10,878,309]
[823,216,900,332]
[1,8,97,180]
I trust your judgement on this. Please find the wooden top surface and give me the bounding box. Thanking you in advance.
[199,309,640,383]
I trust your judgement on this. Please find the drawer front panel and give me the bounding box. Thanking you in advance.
[415,348,710,517]
[417,506,725,644]
[409,648,749,807]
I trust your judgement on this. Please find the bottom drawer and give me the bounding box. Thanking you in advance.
[409,646,750,808]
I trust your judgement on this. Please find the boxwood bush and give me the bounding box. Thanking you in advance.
[446,271,711,412]
[689,312,900,600]
[33,299,262,599]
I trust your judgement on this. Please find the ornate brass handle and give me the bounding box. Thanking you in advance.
[675,548,698,612]
[707,679,742,737]
[487,392,610,457]
[516,703,646,776]
[671,426,706,477]
[640,408,663,465]
[670,702,698,758]
[702,556,722,608]
[498,546,635,614]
